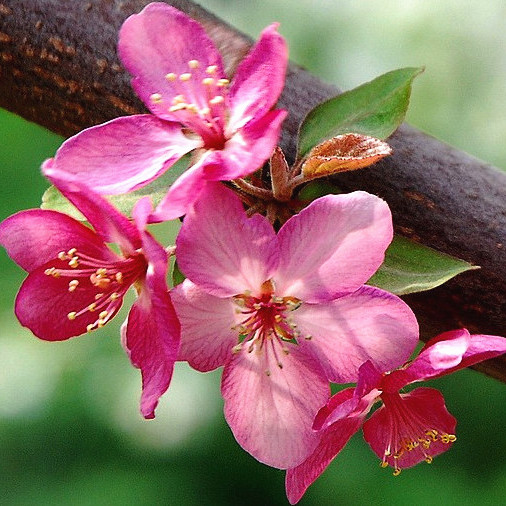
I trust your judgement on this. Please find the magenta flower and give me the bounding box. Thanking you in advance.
[171,183,419,469]
[286,328,506,504]
[0,167,180,419]
[44,2,287,220]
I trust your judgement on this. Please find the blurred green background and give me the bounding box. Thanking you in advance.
[1,1,505,505]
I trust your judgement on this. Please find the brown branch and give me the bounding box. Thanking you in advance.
[1,0,505,381]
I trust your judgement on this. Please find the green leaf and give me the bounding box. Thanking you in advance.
[297,67,424,158]
[368,235,477,295]
[296,180,342,201]
[172,260,186,287]
[41,155,190,220]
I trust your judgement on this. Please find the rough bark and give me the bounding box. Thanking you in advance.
[0,0,505,381]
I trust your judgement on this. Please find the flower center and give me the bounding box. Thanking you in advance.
[378,392,457,476]
[149,60,229,148]
[232,280,301,371]
[44,247,147,332]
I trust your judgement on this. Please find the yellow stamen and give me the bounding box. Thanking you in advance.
[99,310,108,319]
[67,248,77,256]
[172,94,186,104]
[68,280,79,292]
[58,251,67,260]
[206,65,217,74]
[169,104,187,112]
[67,312,77,320]
[202,77,214,86]
[217,78,230,87]
[88,303,97,312]
[115,272,123,283]
[179,73,192,81]
[150,93,163,103]
[165,72,177,81]
[188,59,199,69]
[68,257,79,268]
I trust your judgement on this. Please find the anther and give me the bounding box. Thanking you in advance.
[95,293,103,300]
[200,107,210,116]
[232,343,242,354]
[110,292,120,301]
[209,95,224,105]
[217,78,230,87]
[304,335,313,340]
[88,303,97,312]
[188,59,199,69]
[169,104,188,112]
[172,94,186,104]
[99,310,108,319]
[165,73,177,81]
[67,248,77,256]
[115,272,123,283]
[206,65,217,74]
[179,73,192,81]
[380,461,389,468]
[86,324,95,333]
[58,251,67,260]
[67,312,77,320]
[68,257,79,268]
[68,280,79,292]
[425,456,433,464]
[150,93,163,103]
[202,77,214,86]
[393,469,401,477]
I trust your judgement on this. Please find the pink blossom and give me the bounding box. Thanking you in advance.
[44,3,287,220]
[286,328,506,504]
[0,167,180,419]
[171,183,419,469]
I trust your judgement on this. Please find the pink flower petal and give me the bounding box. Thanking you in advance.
[171,280,238,372]
[119,3,225,122]
[151,151,215,221]
[222,344,329,469]
[205,109,288,181]
[0,209,115,272]
[176,183,279,297]
[228,23,288,131]
[121,284,180,420]
[275,191,393,303]
[48,115,200,194]
[314,362,382,430]
[292,286,419,383]
[395,329,506,386]
[15,263,124,341]
[286,404,364,504]
[363,388,457,471]
[44,167,141,255]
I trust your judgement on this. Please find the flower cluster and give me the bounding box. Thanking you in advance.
[1,3,505,504]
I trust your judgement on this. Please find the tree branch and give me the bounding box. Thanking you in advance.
[1,0,505,381]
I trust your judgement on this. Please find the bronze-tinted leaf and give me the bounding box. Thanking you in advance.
[301,133,392,178]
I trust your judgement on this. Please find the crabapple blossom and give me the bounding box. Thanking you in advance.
[285,328,506,504]
[44,3,287,220]
[0,167,180,419]
[171,183,419,469]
